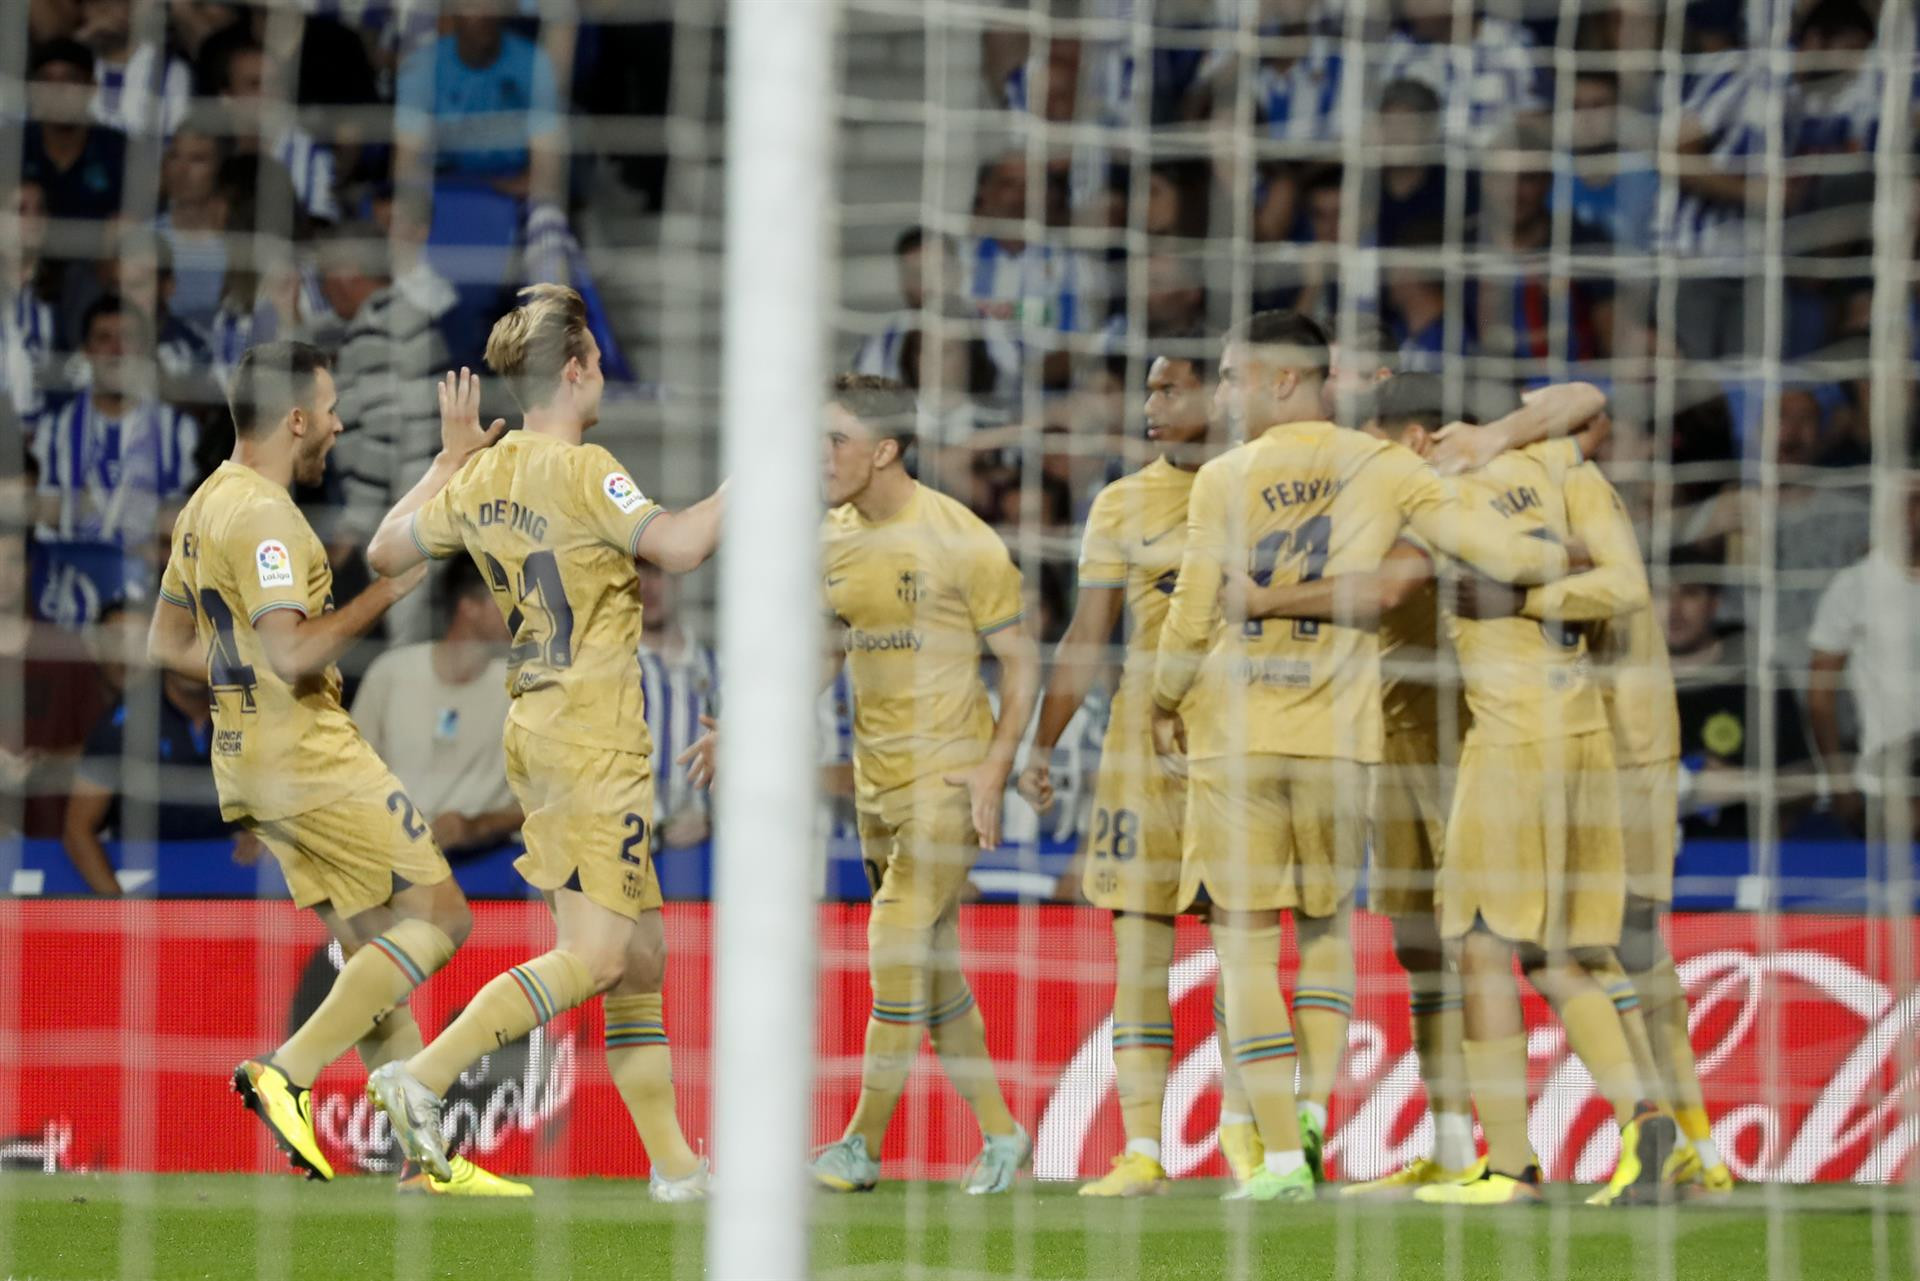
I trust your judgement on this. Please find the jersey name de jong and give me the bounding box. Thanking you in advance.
[410,431,664,756]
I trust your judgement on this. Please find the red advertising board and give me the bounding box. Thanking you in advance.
[0,902,1910,1183]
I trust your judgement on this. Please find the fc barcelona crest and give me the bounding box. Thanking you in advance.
[896,569,924,603]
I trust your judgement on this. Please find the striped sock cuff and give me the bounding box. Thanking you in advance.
[605,1020,669,1049]
[871,997,928,1026]
[1111,1022,1176,1052]
[1606,981,1641,1014]
[1409,990,1464,1016]
[509,964,560,1024]
[1232,1032,1297,1066]
[1293,987,1354,1017]
[927,988,976,1028]
[369,935,428,987]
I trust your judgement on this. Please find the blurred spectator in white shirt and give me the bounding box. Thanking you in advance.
[352,556,520,855]
[637,560,718,852]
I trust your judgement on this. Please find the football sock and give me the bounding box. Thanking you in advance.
[1636,950,1712,1150]
[410,948,596,1096]
[1556,988,1644,1125]
[356,1004,425,1073]
[1109,914,1176,1150]
[1591,954,1667,1114]
[1462,1035,1531,1176]
[927,977,1017,1139]
[1212,989,1253,1122]
[1210,920,1301,1156]
[1264,1148,1306,1178]
[1407,961,1470,1122]
[276,918,456,1088]
[846,923,931,1152]
[1433,1111,1478,1171]
[605,993,700,1179]
[1292,903,1355,1112]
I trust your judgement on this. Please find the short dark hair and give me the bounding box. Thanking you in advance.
[1379,78,1441,117]
[1796,0,1875,44]
[30,39,93,79]
[436,555,494,634]
[1155,349,1215,384]
[201,27,266,96]
[1370,372,1446,436]
[81,293,132,344]
[894,226,925,257]
[1230,310,1330,380]
[831,373,918,456]
[228,341,330,439]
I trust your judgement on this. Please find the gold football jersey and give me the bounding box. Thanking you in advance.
[1077,456,1196,694]
[1442,445,1609,746]
[1541,464,1679,766]
[159,461,390,820]
[823,483,1024,804]
[1380,551,1449,736]
[410,432,662,754]
[1153,420,1569,763]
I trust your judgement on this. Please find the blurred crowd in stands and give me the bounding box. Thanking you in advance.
[2,0,1916,893]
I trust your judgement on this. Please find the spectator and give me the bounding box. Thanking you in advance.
[1694,387,1871,676]
[0,524,110,838]
[1666,547,1813,842]
[1559,70,1660,253]
[76,0,193,136]
[1786,0,1880,257]
[20,39,129,227]
[959,150,1096,398]
[394,5,565,200]
[852,227,949,383]
[315,221,453,561]
[3,182,56,419]
[1474,130,1615,372]
[63,227,215,404]
[1807,478,1920,835]
[1378,0,1546,147]
[1268,163,1348,317]
[1144,159,1209,240]
[1382,226,1475,374]
[33,295,199,550]
[1658,49,1775,360]
[63,667,232,894]
[351,556,521,856]
[637,560,719,852]
[206,33,341,225]
[1369,80,1469,250]
[1101,252,1207,350]
[1251,17,1345,148]
[156,108,234,332]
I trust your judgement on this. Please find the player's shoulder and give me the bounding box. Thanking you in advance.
[919,483,999,541]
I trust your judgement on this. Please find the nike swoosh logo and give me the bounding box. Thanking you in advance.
[1142,525,1182,546]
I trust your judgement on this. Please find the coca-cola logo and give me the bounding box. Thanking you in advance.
[1035,943,1916,1185]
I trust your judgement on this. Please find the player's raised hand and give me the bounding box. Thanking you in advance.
[1426,421,1502,477]
[437,367,508,462]
[1015,761,1055,813]
[944,759,1010,850]
[676,715,719,790]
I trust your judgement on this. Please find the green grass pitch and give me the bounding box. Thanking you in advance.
[2,1174,1911,1280]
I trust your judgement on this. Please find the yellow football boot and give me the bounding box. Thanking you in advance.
[1218,1121,1264,1185]
[233,1059,333,1181]
[1415,1165,1544,1206]
[397,1156,533,1197]
[1078,1151,1169,1197]
[1344,1155,1487,1198]
[1594,1106,1678,1207]
[1698,1161,1736,1195]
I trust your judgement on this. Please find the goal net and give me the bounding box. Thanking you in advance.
[1,0,1917,1277]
